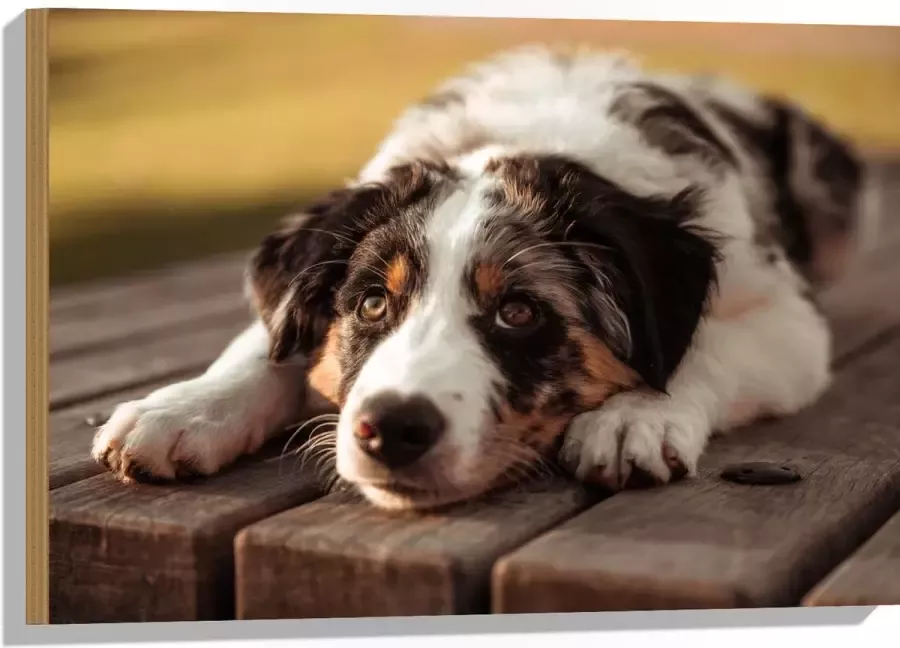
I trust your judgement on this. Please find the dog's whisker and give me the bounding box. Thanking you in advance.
[294,441,337,475]
[287,259,350,289]
[311,453,338,485]
[502,241,614,269]
[506,259,580,280]
[283,414,340,433]
[281,415,340,459]
[359,263,390,282]
[291,424,338,477]
[478,437,559,485]
[288,226,358,248]
[281,421,337,481]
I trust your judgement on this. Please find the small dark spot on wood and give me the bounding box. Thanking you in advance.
[85,413,109,427]
[721,461,802,485]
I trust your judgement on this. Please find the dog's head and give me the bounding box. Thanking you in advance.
[247,154,719,510]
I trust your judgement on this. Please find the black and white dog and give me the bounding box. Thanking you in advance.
[92,46,869,511]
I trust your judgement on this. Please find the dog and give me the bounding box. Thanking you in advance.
[92,46,868,511]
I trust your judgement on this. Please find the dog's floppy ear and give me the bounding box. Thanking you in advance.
[246,186,383,362]
[541,158,721,392]
[246,161,450,363]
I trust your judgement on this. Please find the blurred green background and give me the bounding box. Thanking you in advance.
[48,9,900,287]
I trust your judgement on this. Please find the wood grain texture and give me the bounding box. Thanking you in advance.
[49,313,250,410]
[235,480,596,619]
[49,457,322,623]
[492,334,900,613]
[27,7,50,626]
[802,508,900,606]
[50,251,249,358]
[51,293,249,360]
[823,249,900,364]
[49,249,247,316]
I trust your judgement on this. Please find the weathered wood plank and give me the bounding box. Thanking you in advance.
[235,480,595,619]
[50,251,249,357]
[49,249,248,317]
[49,314,250,410]
[51,294,249,361]
[822,246,900,364]
[492,333,900,613]
[49,455,322,624]
[802,508,900,606]
[820,167,900,362]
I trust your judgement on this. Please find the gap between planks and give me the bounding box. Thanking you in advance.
[802,507,900,606]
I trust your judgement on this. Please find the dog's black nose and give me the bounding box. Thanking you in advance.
[353,392,446,469]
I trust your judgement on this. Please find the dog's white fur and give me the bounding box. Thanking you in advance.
[336,182,511,508]
[93,47,850,505]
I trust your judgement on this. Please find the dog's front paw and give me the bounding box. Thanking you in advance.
[559,391,710,491]
[91,380,257,484]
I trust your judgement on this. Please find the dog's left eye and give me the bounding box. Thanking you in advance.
[358,291,388,322]
[495,297,539,329]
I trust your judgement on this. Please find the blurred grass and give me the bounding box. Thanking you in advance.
[49,10,900,286]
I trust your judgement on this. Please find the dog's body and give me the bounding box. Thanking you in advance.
[93,47,868,510]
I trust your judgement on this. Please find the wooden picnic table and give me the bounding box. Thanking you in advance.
[48,160,900,623]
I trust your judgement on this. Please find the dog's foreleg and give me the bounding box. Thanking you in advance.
[92,319,309,482]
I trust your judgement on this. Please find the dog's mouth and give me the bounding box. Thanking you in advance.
[339,420,558,511]
[351,459,538,511]
[361,479,432,497]
[353,476,490,511]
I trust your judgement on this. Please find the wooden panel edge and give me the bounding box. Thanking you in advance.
[26,7,50,625]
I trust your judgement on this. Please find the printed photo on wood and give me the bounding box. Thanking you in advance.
[25,7,900,625]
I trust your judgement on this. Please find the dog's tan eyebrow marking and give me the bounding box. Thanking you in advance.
[474,262,505,301]
[385,255,410,296]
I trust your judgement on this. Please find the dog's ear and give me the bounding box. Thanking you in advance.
[245,185,388,363]
[246,161,450,363]
[541,158,721,392]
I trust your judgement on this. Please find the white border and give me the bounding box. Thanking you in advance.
[2,1,899,646]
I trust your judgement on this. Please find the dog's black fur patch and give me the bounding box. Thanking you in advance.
[247,162,454,364]
[485,154,721,393]
[610,81,738,170]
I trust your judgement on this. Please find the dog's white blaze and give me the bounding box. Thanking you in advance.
[336,181,502,480]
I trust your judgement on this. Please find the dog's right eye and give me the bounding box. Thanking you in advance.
[495,295,541,330]
[358,291,388,323]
